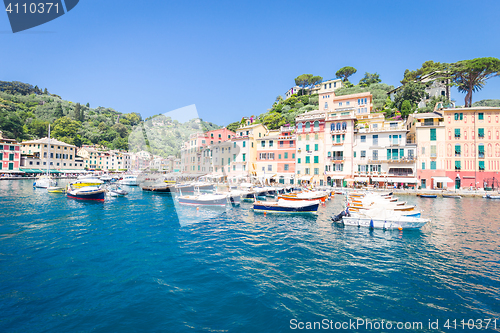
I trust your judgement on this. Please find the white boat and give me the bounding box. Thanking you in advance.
[100,174,113,182]
[119,175,139,186]
[483,194,500,199]
[67,185,106,201]
[33,124,56,189]
[332,207,429,230]
[107,185,128,197]
[178,193,228,206]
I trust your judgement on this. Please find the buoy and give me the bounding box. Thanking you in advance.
[398,226,403,231]
[264,211,267,216]
[197,207,199,211]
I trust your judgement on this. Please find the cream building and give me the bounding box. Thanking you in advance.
[21,137,84,172]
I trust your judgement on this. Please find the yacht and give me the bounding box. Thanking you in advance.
[119,175,139,186]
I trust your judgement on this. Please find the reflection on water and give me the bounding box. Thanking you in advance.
[0,181,499,332]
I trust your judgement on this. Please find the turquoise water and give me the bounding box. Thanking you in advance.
[1,180,499,332]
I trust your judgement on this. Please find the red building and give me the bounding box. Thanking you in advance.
[0,131,21,173]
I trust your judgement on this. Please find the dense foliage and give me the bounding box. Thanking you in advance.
[333,83,394,111]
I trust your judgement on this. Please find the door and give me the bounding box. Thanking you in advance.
[455,177,461,189]
[421,179,426,189]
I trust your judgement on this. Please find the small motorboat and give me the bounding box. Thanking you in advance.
[141,183,175,193]
[442,194,461,198]
[47,186,66,193]
[178,193,228,206]
[417,194,437,198]
[71,178,104,188]
[107,185,128,197]
[483,194,500,199]
[119,175,139,186]
[253,199,320,214]
[67,185,106,201]
[332,207,429,230]
[34,175,56,188]
[279,190,329,202]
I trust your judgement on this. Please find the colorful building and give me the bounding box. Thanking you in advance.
[441,107,500,190]
[0,131,21,173]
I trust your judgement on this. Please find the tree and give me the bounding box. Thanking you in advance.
[401,60,446,85]
[86,102,90,108]
[308,75,323,94]
[400,100,412,118]
[43,88,48,95]
[53,103,64,118]
[73,103,81,121]
[294,74,313,95]
[336,66,357,83]
[52,116,81,141]
[451,57,500,107]
[226,121,240,133]
[111,123,128,138]
[358,72,381,87]
[393,82,426,111]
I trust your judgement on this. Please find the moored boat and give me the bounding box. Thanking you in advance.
[279,190,329,202]
[34,175,56,188]
[332,207,429,230]
[178,193,228,206]
[417,194,437,198]
[67,186,106,201]
[47,186,66,193]
[141,183,175,192]
[483,194,500,199]
[442,194,461,198]
[71,178,104,188]
[253,199,320,214]
[107,185,128,197]
[119,175,139,186]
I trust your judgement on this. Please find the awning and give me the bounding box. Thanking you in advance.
[371,177,387,182]
[49,170,62,174]
[19,168,43,173]
[431,176,453,183]
[354,177,369,182]
[386,177,418,183]
[329,176,344,180]
[299,175,313,181]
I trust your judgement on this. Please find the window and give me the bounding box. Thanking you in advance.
[306,144,310,151]
[408,149,414,160]
[454,113,459,120]
[315,134,318,140]
[305,122,310,131]
[305,168,310,175]
[298,158,301,164]
[292,153,295,159]
[478,113,484,120]
[284,164,289,171]
[431,145,437,157]
[330,123,335,131]
[354,151,356,158]
[422,147,425,155]
[314,156,319,163]
[268,165,272,171]
[360,150,366,158]
[306,134,309,140]
[314,121,319,131]
[298,123,303,132]
[372,135,378,145]
[242,153,246,162]
[314,144,318,151]
[261,141,265,147]
[342,122,347,130]
[269,141,273,147]
[478,144,485,158]
[278,154,281,159]
[305,156,310,163]
[479,161,485,171]
[478,128,484,138]
[372,150,378,160]
[324,102,328,109]
[422,162,425,170]
[455,161,461,171]
[361,135,366,143]
[9,154,14,161]
[455,145,461,157]
[339,102,342,106]
[284,152,288,159]
[430,128,436,141]
[455,128,460,139]
[424,119,434,126]
[430,161,436,170]
[233,142,236,148]
[314,168,319,175]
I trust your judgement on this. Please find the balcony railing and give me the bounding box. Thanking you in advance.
[329,156,344,161]
[332,142,344,146]
[479,153,485,159]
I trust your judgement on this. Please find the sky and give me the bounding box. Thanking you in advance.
[1,0,500,126]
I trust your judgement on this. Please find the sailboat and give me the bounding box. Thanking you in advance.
[33,124,57,189]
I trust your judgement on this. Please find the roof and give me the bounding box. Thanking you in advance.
[238,123,267,130]
[414,112,443,119]
[441,107,500,112]
[21,137,76,148]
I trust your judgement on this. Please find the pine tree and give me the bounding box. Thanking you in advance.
[54,103,64,118]
[74,103,81,121]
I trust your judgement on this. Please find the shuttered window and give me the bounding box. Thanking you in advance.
[455,145,461,156]
[478,128,484,138]
[454,128,460,138]
[479,161,485,171]
[430,128,436,141]
[455,161,461,170]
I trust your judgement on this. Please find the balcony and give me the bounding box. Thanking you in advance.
[478,153,485,159]
[332,141,344,146]
[387,157,416,163]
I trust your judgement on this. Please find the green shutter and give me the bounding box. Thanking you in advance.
[460,113,463,120]
[422,162,425,170]
[400,149,404,158]
[454,128,460,137]
[298,158,301,164]
[292,153,295,159]
[354,151,356,158]
[387,149,390,160]
[478,128,484,137]
[454,113,459,120]
[455,145,461,153]
[430,128,436,141]
[306,144,310,151]
[314,144,318,151]
[430,161,436,170]
[284,152,288,159]
[314,156,319,163]
[392,149,398,160]
[478,145,484,153]
[455,161,461,169]
[278,154,281,159]
[305,156,310,163]
[478,113,484,120]
[479,161,485,170]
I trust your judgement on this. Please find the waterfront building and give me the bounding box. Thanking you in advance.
[231,123,268,181]
[441,106,500,190]
[0,131,21,173]
[295,110,326,185]
[78,147,131,171]
[353,113,417,188]
[255,126,296,185]
[20,137,84,173]
[407,112,449,190]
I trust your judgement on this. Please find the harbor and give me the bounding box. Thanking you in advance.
[1,178,499,332]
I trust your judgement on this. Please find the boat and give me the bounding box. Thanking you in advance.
[141,183,175,192]
[107,185,128,197]
[417,194,437,198]
[442,194,461,198]
[279,190,329,202]
[33,124,56,189]
[119,175,139,186]
[70,178,104,188]
[175,182,214,192]
[47,186,66,193]
[253,199,320,214]
[67,185,106,201]
[34,174,56,188]
[483,194,500,199]
[178,193,228,206]
[100,174,113,182]
[332,207,429,230]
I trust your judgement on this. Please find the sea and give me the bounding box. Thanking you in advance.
[0,180,499,332]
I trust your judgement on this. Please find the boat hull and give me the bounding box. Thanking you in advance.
[340,216,428,229]
[178,196,227,206]
[253,202,319,214]
[67,189,106,201]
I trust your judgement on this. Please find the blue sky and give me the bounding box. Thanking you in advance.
[2,0,500,126]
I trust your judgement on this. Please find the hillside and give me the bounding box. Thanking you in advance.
[0,81,219,157]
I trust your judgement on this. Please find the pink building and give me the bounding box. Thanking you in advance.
[0,131,21,173]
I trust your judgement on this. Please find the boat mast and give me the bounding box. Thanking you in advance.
[47,124,51,176]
